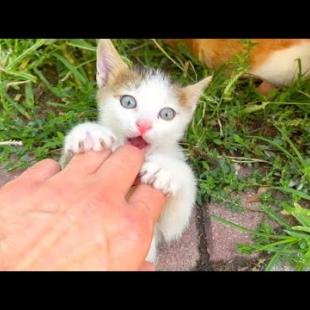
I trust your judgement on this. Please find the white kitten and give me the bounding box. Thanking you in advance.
[61,39,212,263]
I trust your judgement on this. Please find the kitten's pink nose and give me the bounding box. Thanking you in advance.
[136,120,152,135]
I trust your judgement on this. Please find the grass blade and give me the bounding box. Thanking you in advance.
[258,204,291,230]
[249,135,300,166]
[271,186,310,201]
[33,67,63,98]
[0,84,31,119]
[53,53,87,85]
[211,215,286,240]
[7,39,47,70]
[265,251,282,271]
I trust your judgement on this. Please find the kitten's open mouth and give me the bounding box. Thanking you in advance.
[127,136,149,149]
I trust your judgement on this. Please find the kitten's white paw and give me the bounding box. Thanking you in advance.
[64,122,116,156]
[140,161,180,196]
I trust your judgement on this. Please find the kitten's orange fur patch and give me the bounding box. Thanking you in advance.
[97,39,212,108]
[98,67,197,108]
[108,69,141,91]
[97,68,142,103]
[102,71,210,109]
[173,86,191,108]
[165,39,310,71]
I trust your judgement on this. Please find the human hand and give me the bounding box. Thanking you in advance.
[0,145,166,271]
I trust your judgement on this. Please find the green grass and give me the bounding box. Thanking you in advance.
[0,39,309,270]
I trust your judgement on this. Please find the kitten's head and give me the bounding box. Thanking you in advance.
[96,39,212,150]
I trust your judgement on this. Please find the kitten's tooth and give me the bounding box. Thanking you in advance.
[67,150,74,158]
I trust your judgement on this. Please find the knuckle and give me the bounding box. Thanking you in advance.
[122,212,147,243]
[132,205,154,236]
[88,189,117,211]
[40,158,60,171]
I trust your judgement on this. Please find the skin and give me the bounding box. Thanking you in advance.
[0,144,166,271]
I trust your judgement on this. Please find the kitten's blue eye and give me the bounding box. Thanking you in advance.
[158,107,176,121]
[120,95,137,109]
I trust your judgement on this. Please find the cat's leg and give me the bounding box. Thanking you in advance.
[60,122,116,167]
[140,155,196,242]
[256,80,276,97]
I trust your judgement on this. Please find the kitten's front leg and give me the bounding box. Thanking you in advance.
[140,155,196,243]
[145,227,160,263]
[60,122,116,167]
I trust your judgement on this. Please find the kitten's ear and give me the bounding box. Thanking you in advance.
[181,76,212,108]
[96,39,129,88]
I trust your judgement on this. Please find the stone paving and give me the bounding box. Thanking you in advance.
[156,191,267,271]
[0,165,284,271]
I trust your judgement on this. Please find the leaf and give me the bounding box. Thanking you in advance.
[7,39,47,70]
[265,251,282,271]
[249,135,298,165]
[284,230,310,240]
[243,101,269,113]
[25,82,34,108]
[292,226,310,233]
[290,203,310,227]
[271,187,310,201]
[1,68,37,82]
[0,84,31,119]
[67,39,96,52]
[33,67,63,98]
[53,53,87,85]
[211,215,286,240]
[275,125,305,166]
[258,204,291,230]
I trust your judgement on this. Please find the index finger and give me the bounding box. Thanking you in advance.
[12,159,60,187]
[94,144,145,196]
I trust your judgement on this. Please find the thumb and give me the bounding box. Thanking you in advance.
[128,183,166,224]
[138,261,156,271]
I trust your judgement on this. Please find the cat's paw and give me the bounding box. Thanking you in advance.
[140,161,180,196]
[64,122,116,156]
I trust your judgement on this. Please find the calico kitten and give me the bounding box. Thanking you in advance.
[61,39,212,262]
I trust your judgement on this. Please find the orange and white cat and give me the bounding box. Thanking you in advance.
[165,39,310,94]
[61,39,212,262]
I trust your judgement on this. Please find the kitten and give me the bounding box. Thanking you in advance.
[61,39,212,262]
[165,39,310,95]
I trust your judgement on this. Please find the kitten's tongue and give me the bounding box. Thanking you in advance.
[127,136,149,149]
